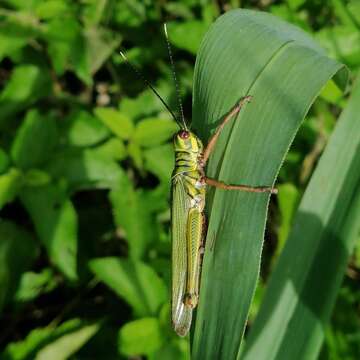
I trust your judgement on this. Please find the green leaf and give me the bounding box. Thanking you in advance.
[287,0,306,10]
[0,148,10,174]
[276,183,301,254]
[11,110,58,169]
[0,65,52,128]
[109,183,158,259]
[63,109,109,147]
[150,339,190,360]
[332,0,359,30]
[0,220,38,311]
[354,237,360,269]
[143,144,174,183]
[3,0,42,11]
[47,18,119,84]
[92,137,127,161]
[167,21,209,55]
[2,318,99,360]
[119,89,170,120]
[89,257,168,317]
[118,317,164,356]
[0,168,23,209]
[84,26,121,75]
[67,38,89,86]
[113,1,146,26]
[320,79,344,105]
[35,0,69,19]
[191,9,347,358]
[46,17,82,77]
[94,107,134,140]
[35,322,100,360]
[348,0,360,24]
[127,141,143,170]
[0,24,27,61]
[46,149,125,191]
[23,169,51,187]
[47,22,119,83]
[82,0,109,25]
[21,184,78,281]
[133,118,178,147]
[244,76,360,359]
[164,2,196,19]
[315,26,360,68]
[14,268,57,302]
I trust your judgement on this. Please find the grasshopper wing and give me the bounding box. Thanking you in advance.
[171,176,192,336]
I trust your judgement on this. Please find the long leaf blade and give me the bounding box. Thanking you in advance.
[243,76,360,360]
[191,9,348,359]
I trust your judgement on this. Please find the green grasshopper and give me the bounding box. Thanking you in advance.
[120,24,276,337]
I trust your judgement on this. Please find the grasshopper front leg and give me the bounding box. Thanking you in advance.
[202,95,252,166]
[202,96,276,194]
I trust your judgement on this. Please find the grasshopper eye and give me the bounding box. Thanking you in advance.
[179,130,190,139]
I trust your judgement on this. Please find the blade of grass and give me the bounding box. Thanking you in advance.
[191,9,348,359]
[243,76,360,360]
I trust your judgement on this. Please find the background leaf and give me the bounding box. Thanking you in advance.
[0,220,38,311]
[0,168,23,209]
[20,184,78,281]
[118,317,164,356]
[133,118,178,148]
[62,109,109,147]
[0,65,52,128]
[143,144,174,183]
[276,183,301,256]
[0,148,10,174]
[167,21,210,55]
[46,149,125,191]
[89,257,168,317]
[109,182,158,260]
[35,322,100,360]
[94,108,134,140]
[243,75,360,360]
[14,268,57,302]
[2,319,99,360]
[11,110,58,169]
[92,138,127,161]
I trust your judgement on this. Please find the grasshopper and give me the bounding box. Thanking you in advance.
[120,24,276,337]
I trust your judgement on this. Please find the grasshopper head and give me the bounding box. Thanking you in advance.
[174,130,203,153]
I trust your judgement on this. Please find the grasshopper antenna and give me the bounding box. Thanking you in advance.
[163,23,188,131]
[119,50,180,126]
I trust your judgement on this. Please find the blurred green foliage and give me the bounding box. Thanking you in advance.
[0,0,359,359]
